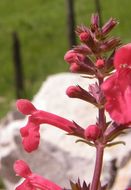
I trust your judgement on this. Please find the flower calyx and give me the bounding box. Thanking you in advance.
[70,179,90,190]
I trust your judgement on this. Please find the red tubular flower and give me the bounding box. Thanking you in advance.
[17,99,76,133]
[17,99,84,152]
[14,160,63,190]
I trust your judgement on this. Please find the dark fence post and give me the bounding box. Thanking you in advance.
[66,0,77,48]
[12,32,25,99]
[94,0,102,26]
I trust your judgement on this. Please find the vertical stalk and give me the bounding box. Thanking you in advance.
[91,77,105,190]
[90,145,104,190]
[98,77,106,131]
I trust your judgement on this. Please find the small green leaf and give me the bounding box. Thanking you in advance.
[106,140,126,147]
[75,139,95,147]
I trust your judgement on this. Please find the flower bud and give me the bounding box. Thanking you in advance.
[66,85,97,105]
[64,50,85,65]
[91,13,99,31]
[100,38,121,52]
[84,125,101,141]
[74,45,92,55]
[79,32,90,42]
[66,86,80,98]
[16,99,37,115]
[102,18,118,36]
[96,59,105,68]
[69,62,94,75]
[64,50,77,64]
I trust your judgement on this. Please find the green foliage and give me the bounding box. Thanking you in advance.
[0,0,131,118]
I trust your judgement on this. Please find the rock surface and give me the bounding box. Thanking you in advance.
[0,73,130,190]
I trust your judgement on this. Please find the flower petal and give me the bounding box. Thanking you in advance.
[20,121,40,152]
[114,43,131,70]
[29,174,62,190]
[14,160,32,178]
[102,69,131,124]
[15,179,34,190]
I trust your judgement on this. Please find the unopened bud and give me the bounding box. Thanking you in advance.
[69,61,95,75]
[100,38,121,52]
[64,50,77,64]
[91,13,99,31]
[84,125,101,141]
[16,99,37,115]
[74,45,92,55]
[79,32,90,42]
[64,50,85,65]
[66,86,81,98]
[66,85,96,104]
[96,59,105,68]
[102,18,118,36]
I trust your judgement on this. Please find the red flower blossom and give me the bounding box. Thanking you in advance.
[14,160,62,190]
[102,44,131,124]
[114,43,131,70]
[17,99,83,152]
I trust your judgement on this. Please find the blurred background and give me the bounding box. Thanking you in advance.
[0,0,131,118]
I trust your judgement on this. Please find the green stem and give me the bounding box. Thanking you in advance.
[90,145,104,190]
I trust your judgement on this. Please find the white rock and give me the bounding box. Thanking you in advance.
[0,73,130,190]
